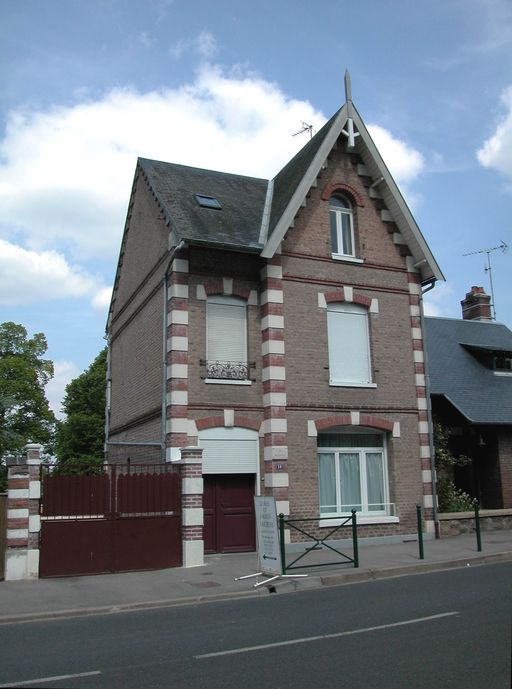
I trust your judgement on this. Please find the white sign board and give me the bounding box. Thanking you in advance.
[254,496,282,576]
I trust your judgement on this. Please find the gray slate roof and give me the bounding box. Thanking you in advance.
[268,110,340,239]
[138,158,268,252]
[134,99,442,284]
[424,317,512,424]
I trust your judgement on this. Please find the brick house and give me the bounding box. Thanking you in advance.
[106,79,444,563]
[425,287,512,509]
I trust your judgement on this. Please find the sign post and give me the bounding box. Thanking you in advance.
[235,496,307,588]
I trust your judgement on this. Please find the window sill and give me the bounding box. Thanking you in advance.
[331,254,364,264]
[204,378,252,386]
[319,516,399,527]
[329,381,377,388]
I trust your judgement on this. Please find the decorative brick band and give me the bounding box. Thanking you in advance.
[324,290,372,308]
[321,181,365,207]
[5,444,43,580]
[196,279,257,304]
[406,258,434,532]
[313,414,395,433]
[196,415,261,431]
[166,251,190,456]
[180,446,204,567]
[260,257,289,515]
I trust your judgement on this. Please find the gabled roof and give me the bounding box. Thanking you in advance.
[424,317,512,425]
[260,101,444,284]
[122,84,444,283]
[264,109,342,242]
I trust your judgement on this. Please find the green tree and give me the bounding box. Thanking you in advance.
[55,347,107,470]
[433,418,474,512]
[0,322,56,490]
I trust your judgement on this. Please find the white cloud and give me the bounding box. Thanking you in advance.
[0,63,426,311]
[92,286,113,311]
[0,66,325,261]
[195,31,217,59]
[45,360,80,419]
[169,30,218,60]
[0,239,100,305]
[477,86,512,184]
[367,124,425,185]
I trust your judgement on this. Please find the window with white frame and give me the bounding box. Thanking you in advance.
[318,432,390,517]
[206,295,248,380]
[327,302,373,386]
[329,196,355,258]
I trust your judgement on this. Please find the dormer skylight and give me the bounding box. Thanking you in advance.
[195,194,222,210]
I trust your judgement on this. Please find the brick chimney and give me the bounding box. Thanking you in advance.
[461,286,492,321]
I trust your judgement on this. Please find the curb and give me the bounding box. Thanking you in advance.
[320,550,512,586]
[1,552,511,625]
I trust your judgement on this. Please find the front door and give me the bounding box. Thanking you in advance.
[203,474,256,554]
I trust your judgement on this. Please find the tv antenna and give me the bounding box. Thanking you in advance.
[463,240,508,320]
[292,121,314,139]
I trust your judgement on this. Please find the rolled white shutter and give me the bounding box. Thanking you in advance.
[207,297,247,363]
[327,303,371,384]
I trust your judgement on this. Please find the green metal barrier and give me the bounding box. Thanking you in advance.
[278,510,359,573]
[474,501,482,552]
[416,504,424,560]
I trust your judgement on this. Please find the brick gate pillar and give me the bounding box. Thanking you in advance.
[179,446,204,567]
[4,443,42,580]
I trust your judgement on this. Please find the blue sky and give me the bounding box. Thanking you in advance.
[1,0,511,417]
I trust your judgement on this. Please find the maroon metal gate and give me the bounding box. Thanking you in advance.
[39,463,181,577]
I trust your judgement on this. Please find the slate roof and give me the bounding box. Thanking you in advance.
[138,158,268,252]
[133,97,443,283]
[268,109,340,239]
[424,317,512,425]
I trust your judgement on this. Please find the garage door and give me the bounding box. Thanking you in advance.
[199,427,259,554]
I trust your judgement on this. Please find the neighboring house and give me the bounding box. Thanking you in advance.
[106,76,444,559]
[425,287,512,509]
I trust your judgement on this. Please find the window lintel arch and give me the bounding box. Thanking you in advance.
[314,415,394,433]
[321,182,365,207]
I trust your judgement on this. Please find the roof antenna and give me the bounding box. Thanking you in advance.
[463,240,508,320]
[292,121,314,139]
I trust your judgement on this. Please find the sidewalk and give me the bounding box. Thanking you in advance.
[1,529,511,624]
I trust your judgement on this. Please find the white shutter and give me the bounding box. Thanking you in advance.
[207,297,247,363]
[199,427,259,474]
[327,304,371,384]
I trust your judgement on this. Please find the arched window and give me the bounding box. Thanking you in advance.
[329,196,355,258]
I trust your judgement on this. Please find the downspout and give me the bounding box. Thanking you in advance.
[419,277,439,536]
[161,240,186,461]
[104,323,112,462]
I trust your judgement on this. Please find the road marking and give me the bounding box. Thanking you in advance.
[195,612,459,659]
[0,671,101,687]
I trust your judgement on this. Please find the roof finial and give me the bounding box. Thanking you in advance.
[344,70,352,103]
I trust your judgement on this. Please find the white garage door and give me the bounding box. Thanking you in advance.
[199,427,259,474]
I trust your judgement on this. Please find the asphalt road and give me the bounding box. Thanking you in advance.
[1,562,511,689]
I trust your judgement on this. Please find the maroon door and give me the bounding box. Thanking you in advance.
[203,474,256,554]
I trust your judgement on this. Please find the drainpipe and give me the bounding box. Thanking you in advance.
[419,277,439,536]
[104,325,112,462]
[162,240,186,461]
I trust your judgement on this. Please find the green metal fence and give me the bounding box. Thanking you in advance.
[278,510,359,573]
